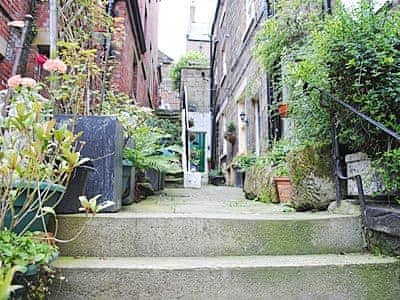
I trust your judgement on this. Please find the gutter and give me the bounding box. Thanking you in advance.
[128,0,146,54]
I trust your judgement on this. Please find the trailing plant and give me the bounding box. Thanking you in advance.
[171,52,209,91]
[232,153,257,171]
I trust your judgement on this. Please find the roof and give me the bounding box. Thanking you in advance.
[187,22,210,41]
[158,50,174,64]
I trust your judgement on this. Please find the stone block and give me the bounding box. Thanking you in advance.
[346,152,385,196]
[56,115,123,212]
[365,205,400,237]
[184,172,202,188]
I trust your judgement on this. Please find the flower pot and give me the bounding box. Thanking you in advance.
[278,103,289,118]
[56,161,94,214]
[4,181,65,234]
[56,115,124,212]
[235,170,246,188]
[145,169,165,191]
[209,175,226,186]
[224,131,236,144]
[274,176,293,203]
[122,160,136,205]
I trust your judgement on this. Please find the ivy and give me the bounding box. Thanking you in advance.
[170,52,209,91]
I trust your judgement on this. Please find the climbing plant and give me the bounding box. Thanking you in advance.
[170,52,209,91]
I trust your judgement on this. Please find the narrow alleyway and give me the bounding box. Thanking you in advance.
[52,185,399,299]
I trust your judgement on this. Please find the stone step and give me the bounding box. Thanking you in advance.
[55,212,364,257]
[51,254,400,299]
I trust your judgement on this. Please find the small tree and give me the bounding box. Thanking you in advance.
[170,52,209,91]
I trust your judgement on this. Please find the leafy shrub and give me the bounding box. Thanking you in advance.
[170,52,209,91]
[232,153,257,171]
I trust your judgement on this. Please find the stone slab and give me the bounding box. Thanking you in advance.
[52,254,400,300]
[56,115,123,212]
[55,212,363,257]
[365,205,400,237]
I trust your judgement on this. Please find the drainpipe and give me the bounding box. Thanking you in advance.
[210,38,219,169]
[2,15,34,117]
[49,0,57,59]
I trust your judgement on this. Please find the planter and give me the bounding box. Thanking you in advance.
[224,131,236,144]
[4,181,64,234]
[56,161,94,214]
[122,160,136,205]
[56,115,124,212]
[145,169,165,191]
[278,103,289,118]
[235,170,245,188]
[274,176,293,203]
[209,175,226,186]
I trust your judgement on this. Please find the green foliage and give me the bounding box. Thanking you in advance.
[123,126,181,173]
[0,88,86,234]
[254,0,400,202]
[0,230,58,299]
[208,168,224,177]
[170,52,209,91]
[232,153,257,171]
[226,121,236,132]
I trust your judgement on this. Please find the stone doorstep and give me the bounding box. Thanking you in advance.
[55,213,364,257]
[51,254,400,300]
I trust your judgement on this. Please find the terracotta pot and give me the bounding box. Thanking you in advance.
[274,176,293,203]
[278,103,289,118]
[224,131,236,144]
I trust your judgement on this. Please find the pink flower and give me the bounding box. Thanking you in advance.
[7,75,22,89]
[36,54,48,66]
[43,58,67,73]
[20,77,37,88]
[7,75,37,89]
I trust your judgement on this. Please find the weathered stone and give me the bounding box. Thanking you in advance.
[367,229,400,256]
[56,115,124,212]
[328,200,361,216]
[288,144,335,211]
[346,152,385,196]
[52,255,400,300]
[243,163,279,203]
[365,205,400,237]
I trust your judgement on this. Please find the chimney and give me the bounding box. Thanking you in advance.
[189,1,196,24]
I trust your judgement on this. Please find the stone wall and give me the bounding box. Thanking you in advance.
[212,0,269,167]
[181,67,210,113]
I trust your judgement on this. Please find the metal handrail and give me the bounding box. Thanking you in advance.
[308,86,400,215]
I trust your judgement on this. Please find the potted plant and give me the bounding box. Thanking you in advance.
[273,164,293,203]
[232,153,257,188]
[208,169,226,186]
[0,84,87,234]
[278,102,289,118]
[224,121,236,144]
[0,230,58,299]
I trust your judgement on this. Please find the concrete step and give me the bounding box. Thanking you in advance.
[51,254,400,299]
[55,212,364,257]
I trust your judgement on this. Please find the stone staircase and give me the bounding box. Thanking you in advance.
[52,186,400,299]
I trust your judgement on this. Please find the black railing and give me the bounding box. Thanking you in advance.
[309,87,400,217]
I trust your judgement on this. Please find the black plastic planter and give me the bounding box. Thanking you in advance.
[235,170,245,188]
[56,161,94,214]
[209,175,226,186]
[56,115,124,212]
[145,169,165,191]
[122,160,136,205]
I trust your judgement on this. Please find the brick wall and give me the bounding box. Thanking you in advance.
[0,0,31,89]
[181,67,210,113]
[212,0,269,164]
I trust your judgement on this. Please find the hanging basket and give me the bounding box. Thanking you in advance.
[224,131,236,144]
